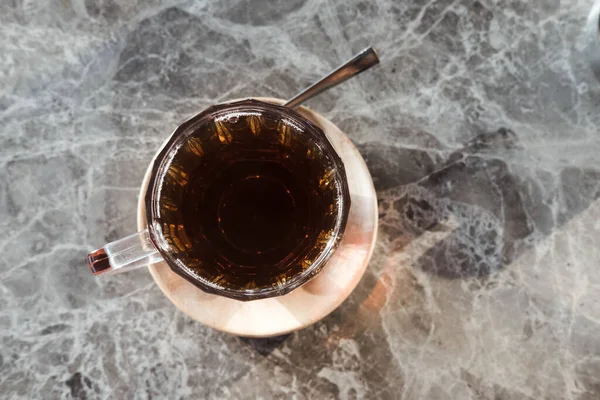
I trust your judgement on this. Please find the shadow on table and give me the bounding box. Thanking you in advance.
[328,126,600,334]
[238,334,291,356]
[360,126,600,280]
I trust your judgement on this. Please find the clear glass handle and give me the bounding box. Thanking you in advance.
[87,229,163,275]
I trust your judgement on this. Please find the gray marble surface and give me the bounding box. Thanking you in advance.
[2,0,600,399]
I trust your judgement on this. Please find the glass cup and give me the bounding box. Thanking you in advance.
[87,99,351,301]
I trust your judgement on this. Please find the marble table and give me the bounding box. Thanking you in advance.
[1,1,600,399]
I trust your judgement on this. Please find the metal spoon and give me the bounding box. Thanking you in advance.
[284,47,380,108]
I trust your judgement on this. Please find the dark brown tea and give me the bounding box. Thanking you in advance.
[145,100,350,300]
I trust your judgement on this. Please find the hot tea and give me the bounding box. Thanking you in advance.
[145,100,350,298]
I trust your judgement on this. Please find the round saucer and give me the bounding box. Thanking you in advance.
[137,97,378,337]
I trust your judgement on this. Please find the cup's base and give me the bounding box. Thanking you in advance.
[137,97,378,337]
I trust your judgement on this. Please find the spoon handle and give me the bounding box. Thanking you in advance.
[284,47,380,109]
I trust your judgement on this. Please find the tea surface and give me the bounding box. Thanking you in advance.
[154,109,343,293]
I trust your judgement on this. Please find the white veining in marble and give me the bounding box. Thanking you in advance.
[1,0,600,399]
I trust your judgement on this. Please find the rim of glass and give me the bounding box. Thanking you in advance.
[144,99,351,300]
